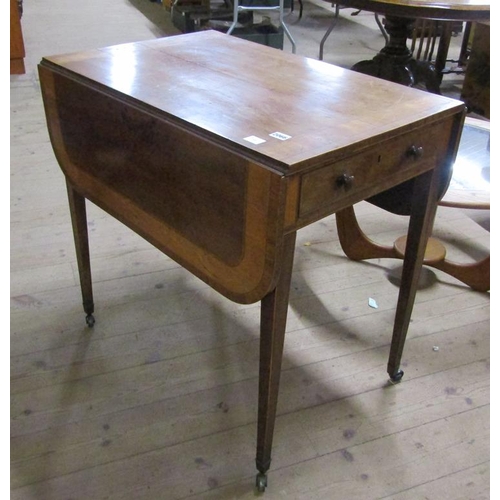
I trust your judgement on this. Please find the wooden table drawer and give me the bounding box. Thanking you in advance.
[298,119,453,222]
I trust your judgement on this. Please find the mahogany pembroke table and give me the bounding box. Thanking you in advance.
[38,31,465,492]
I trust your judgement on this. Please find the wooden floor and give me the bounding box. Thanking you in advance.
[11,1,490,498]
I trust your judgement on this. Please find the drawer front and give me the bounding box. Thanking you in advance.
[298,119,454,222]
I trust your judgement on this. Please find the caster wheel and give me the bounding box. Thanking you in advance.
[256,472,267,493]
[390,369,404,383]
[85,314,95,328]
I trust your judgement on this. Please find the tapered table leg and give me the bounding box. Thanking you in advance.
[387,168,442,382]
[66,181,95,327]
[255,231,297,492]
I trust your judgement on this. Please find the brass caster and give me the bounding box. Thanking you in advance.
[389,369,404,383]
[85,314,95,328]
[256,472,267,493]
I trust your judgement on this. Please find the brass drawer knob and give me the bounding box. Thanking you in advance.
[336,173,355,190]
[407,145,424,159]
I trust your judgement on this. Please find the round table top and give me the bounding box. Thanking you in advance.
[339,0,490,20]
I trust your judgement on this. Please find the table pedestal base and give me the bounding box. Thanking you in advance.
[351,15,442,94]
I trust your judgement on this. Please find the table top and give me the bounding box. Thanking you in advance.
[41,31,463,175]
[338,0,489,20]
[39,30,466,304]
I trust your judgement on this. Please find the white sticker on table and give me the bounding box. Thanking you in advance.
[244,135,266,145]
[270,132,292,141]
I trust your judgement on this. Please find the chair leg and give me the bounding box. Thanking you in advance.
[319,3,340,60]
[375,13,389,44]
[291,0,303,18]
[296,0,303,19]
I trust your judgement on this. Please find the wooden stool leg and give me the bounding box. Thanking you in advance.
[337,205,490,292]
[66,181,95,327]
[336,205,398,260]
[431,255,490,293]
[255,231,297,492]
[388,169,441,381]
[394,235,490,292]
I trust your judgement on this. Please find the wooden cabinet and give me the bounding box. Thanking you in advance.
[11,0,25,74]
